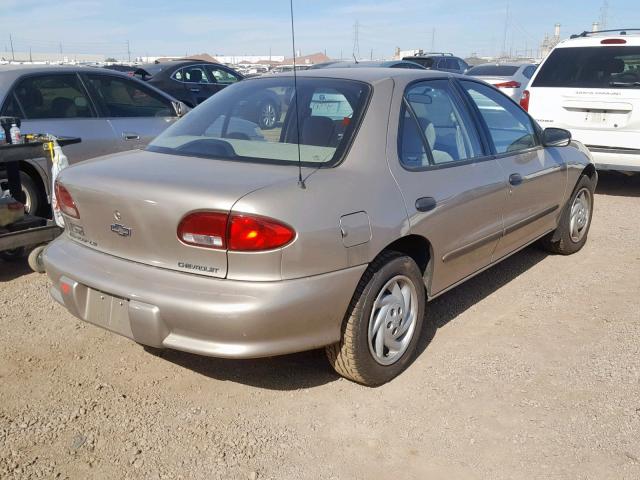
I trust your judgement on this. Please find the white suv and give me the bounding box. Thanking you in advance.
[522,29,640,172]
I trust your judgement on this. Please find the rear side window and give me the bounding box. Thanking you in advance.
[12,74,93,119]
[460,80,538,154]
[533,46,640,88]
[467,65,520,76]
[399,80,484,168]
[86,74,173,118]
[208,66,240,85]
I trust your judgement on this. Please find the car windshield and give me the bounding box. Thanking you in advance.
[532,46,640,88]
[148,77,370,166]
[467,65,520,76]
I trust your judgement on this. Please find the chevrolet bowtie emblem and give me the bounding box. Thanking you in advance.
[110,223,132,237]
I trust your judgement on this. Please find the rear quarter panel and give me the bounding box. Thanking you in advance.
[229,77,411,281]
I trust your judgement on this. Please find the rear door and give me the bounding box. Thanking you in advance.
[459,80,566,260]
[178,64,220,105]
[6,72,117,164]
[528,45,640,150]
[388,78,507,294]
[83,73,178,152]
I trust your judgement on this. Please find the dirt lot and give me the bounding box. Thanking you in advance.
[1,172,639,480]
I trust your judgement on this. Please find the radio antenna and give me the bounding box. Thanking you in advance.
[289,0,305,189]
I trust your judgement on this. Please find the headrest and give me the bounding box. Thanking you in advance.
[301,116,335,147]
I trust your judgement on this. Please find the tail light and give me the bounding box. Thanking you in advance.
[601,38,626,45]
[494,80,521,89]
[178,212,295,251]
[520,90,530,111]
[54,181,79,218]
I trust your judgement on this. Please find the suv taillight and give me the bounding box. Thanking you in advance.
[494,80,521,89]
[178,212,295,251]
[520,90,530,111]
[54,181,79,218]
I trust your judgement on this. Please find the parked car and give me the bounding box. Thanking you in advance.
[45,68,596,386]
[135,60,282,130]
[523,28,640,172]
[402,53,469,74]
[465,63,536,101]
[0,64,185,215]
[308,60,425,69]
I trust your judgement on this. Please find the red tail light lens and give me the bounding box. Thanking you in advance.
[494,80,521,88]
[601,38,626,45]
[520,90,530,111]
[54,181,79,218]
[178,212,228,249]
[228,214,295,251]
[177,212,295,251]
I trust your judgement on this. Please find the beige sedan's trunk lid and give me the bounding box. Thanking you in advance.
[58,150,296,278]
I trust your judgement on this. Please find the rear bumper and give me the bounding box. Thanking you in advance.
[44,236,366,358]
[586,147,640,172]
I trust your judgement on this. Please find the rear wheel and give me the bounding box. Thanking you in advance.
[540,174,595,255]
[257,100,279,130]
[1,171,42,216]
[326,251,425,386]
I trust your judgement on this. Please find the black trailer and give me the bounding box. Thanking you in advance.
[1,135,80,272]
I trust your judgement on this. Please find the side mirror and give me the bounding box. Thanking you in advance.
[542,127,571,147]
[172,101,190,118]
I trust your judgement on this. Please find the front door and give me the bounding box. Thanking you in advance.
[459,80,567,260]
[388,78,507,295]
[83,73,178,152]
[8,73,117,164]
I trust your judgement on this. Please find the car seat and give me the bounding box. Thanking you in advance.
[301,116,335,147]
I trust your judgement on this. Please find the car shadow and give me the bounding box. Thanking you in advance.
[415,246,548,357]
[0,258,32,282]
[154,246,549,391]
[596,171,640,197]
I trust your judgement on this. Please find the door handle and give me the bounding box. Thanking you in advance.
[509,173,523,186]
[190,88,200,93]
[415,197,437,212]
[123,132,140,141]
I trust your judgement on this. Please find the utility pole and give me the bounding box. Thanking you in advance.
[370,48,373,60]
[9,34,15,61]
[352,20,360,60]
[431,28,435,51]
[29,47,32,63]
[126,40,131,63]
[502,0,509,58]
[599,0,609,30]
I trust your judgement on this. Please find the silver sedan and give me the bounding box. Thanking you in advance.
[44,68,596,386]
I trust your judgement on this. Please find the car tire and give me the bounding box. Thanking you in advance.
[27,244,47,273]
[257,100,279,130]
[0,247,26,262]
[540,174,595,255]
[326,251,425,386]
[2,171,42,216]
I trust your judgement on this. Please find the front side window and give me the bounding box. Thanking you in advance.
[532,46,640,88]
[208,67,240,85]
[86,74,173,118]
[148,77,370,166]
[399,80,483,168]
[523,65,536,79]
[460,80,538,154]
[12,74,93,119]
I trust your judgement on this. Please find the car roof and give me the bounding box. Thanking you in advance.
[0,64,131,92]
[558,29,640,47]
[313,60,424,69]
[260,67,456,84]
[469,62,533,67]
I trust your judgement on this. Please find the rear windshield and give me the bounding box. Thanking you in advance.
[404,57,434,68]
[533,46,640,88]
[467,65,519,76]
[148,77,370,166]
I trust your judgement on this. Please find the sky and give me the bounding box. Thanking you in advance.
[1,0,639,60]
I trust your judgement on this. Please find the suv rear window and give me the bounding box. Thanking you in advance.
[532,46,640,88]
[148,77,370,166]
[404,57,435,68]
[467,65,519,76]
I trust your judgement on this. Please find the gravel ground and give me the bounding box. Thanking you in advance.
[1,172,639,480]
